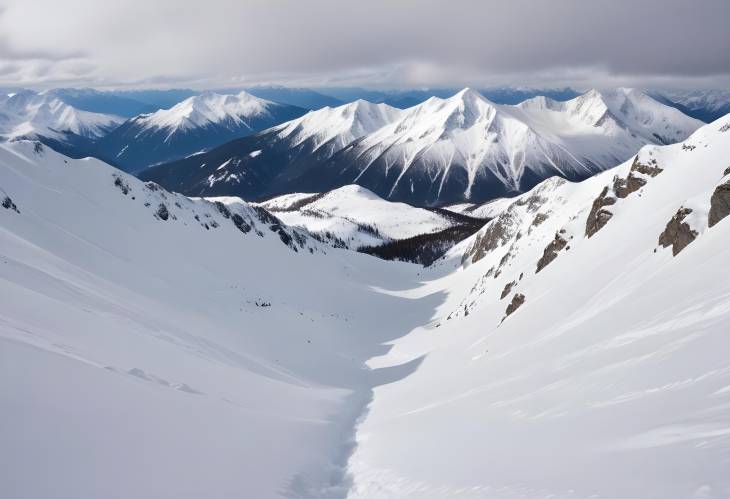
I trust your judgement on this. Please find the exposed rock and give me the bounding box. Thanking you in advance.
[2,195,19,213]
[585,187,616,238]
[658,207,697,256]
[613,174,646,199]
[536,232,568,273]
[231,213,252,234]
[465,211,516,264]
[155,203,169,221]
[214,201,232,219]
[502,293,526,322]
[708,181,730,228]
[113,175,131,195]
[252,206,280,226]
[612,156,663,199]
[630,156,663,177]
[500,281,516,300]
[723,166,730,177]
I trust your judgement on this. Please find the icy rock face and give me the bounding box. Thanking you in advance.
[585,186,616,238]
[502,292,525,321]
[585,154,665,238]
[464,182,559,265]
[658,207,698,255]
[708,180,730,227]
[536,231,569,272]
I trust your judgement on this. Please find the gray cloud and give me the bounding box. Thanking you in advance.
[0,0,729,89]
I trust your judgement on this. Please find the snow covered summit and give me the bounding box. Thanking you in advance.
[0,90,123,141]
[94,90,306,172]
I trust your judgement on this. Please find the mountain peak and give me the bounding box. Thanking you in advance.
[140,91,276,132]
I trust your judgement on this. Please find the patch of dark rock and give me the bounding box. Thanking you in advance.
[2,196,19,213]
[467,212,515,264]
[708,181,730,228]
[658,207,697,256]
[252,206,281,226]
[155,203,169,221]
[500,281,516,300]
[215,201,231,219]
[231,213,252,233]
[536,232,568,273]
[585,187,616,238]
[502,293,526,322]
[113,175,131,195]
[531,212,549,228]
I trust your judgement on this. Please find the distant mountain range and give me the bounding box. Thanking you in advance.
[93,91,306,172]
[141,87,702,206]
[0,90,124,158]
[2,85,727,198]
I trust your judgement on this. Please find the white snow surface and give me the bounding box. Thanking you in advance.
[0,90,123,141]
[350,88,702,198]
[273,99,403,153]
[445,196,516,219]
[137,90,281,134]
[2,114,730,499]
[258,185,456,248]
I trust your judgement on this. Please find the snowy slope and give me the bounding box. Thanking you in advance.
[3,115,730,499]
[258,184,458,249]
[0,140,434,499]
[95,91,306,172]
[444,197,515,219]
[144,88,701,206]
[0,90,123,141]
[346,116,730,498]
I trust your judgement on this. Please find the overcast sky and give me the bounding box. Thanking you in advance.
[1,0,729,90]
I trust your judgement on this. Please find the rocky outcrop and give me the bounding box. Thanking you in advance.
[658,207,697,256]
[612,156,663,198]
[2,195,19,213]
[708,181,730,228]
[586,157,663,238]
[465,211,516,264]
[500,280,516,300]
[155,203,169,221]
[585,187,616,238]
[502,293,526,322]
[536,232,568,273]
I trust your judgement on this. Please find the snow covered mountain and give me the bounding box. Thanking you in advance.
[2,112,730,498]
[143,88,702,206]
[257,184,464,249]
[94,90,306,172]
[140,99,402,197]
[0,90,123,157]
[651,89,730,123]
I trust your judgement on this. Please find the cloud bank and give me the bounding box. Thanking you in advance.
[1,0,729,89]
